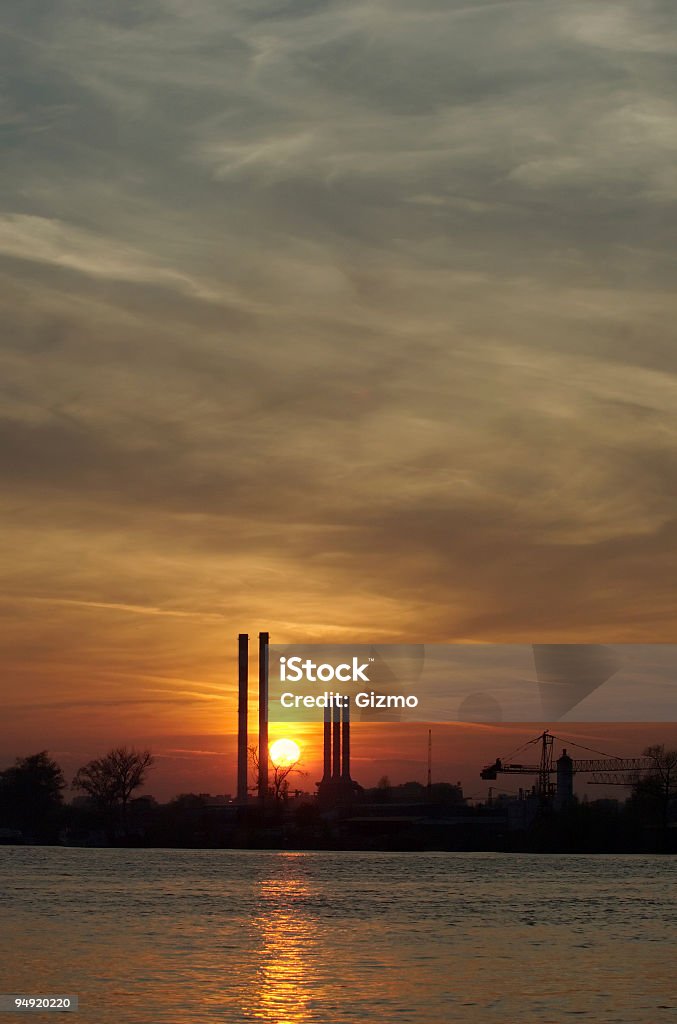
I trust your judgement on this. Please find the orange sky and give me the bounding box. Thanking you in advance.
[1,2,677,800]
[3,611,677,801]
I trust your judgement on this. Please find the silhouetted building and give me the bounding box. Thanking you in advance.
[556,749,574,809]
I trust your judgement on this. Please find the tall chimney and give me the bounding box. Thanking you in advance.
[258,631,269,802]
[237,633,248,803]
[323,705,331,782]
[341,700,351,780]
[332,702,341,780]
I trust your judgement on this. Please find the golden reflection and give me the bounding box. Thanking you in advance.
[249,858,323,1024]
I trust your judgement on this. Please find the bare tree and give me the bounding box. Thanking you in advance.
[641,744,677,833]
[375,775,392,804]
[248,745,305,803]
[73,746,154,834]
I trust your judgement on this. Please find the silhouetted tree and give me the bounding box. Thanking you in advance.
[155,794,220,847]
[73,746,154,836]
[629,745,677,847]
[0,751,65,842]
[373,775,392,803]
[248,745,304,803]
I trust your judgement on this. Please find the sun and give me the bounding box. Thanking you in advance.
[269,738,301,768]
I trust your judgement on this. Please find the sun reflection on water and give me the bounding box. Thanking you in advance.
[249,865,322,1024]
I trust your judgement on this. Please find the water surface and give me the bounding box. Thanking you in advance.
[1,848,675,1023]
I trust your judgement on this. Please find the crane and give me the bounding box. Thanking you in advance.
[480,730,653,801]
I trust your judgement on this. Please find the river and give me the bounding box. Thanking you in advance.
[1,848,675,1023]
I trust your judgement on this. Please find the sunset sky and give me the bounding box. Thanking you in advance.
[1,1,676,800]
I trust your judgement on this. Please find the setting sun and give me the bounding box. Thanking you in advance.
[269,738,301,768]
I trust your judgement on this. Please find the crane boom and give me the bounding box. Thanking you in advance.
[587,772,641,786]
[479,730,654,803]
[570,757,650,773]
[481,756,651,779]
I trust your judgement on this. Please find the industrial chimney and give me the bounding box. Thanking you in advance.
[237,633,248,803]
[341,700,351,781]
[257,631,269,803]
[323,705,332,783]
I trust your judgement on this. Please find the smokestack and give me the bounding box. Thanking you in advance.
[341,700,351,780]
[323,705,331,782]
[258,631,269,802]
[237,633,248,803]
[332,702,341,780]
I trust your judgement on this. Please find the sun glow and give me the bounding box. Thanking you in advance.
[269,738,301,767]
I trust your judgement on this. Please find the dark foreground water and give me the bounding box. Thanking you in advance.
[1,848,675,1024]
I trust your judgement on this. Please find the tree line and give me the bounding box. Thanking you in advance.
[0,742,675,850]
[0,746,153,844]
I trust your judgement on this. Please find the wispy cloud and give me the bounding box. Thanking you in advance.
[2,594,228,621]
[0,214,226,301]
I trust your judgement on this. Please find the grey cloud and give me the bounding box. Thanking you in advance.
[0,0,675,678]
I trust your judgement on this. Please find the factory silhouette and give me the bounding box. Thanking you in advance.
[228,632,675,854]
[2,634,673,852]
[237,632,360,808]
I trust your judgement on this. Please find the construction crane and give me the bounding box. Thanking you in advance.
[480,730,654,802]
